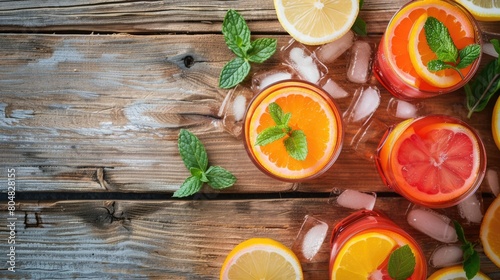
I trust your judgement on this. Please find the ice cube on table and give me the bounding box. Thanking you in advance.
[458,193,483,224]
[292,215,329,262]
[251,66,296,93]
[314,31,354,65]
[349,118,388,160]
[318,77,349,99]
[430,244,463,268]
[343,86,380,124]
[407,206,458,243]
[387,98,420,119]
[347,40,373,84]
[331,188,377,210]
[217,85,255,138]
[486,168,499,196]
[281,39,327,84]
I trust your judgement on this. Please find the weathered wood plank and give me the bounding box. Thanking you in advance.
[0,0,497,35]
[0,198,498,278]
[1,33,499,193]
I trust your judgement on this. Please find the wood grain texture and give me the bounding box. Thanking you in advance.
[0,198,499,279]
[1,34,499,193]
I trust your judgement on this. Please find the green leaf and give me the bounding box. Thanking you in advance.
[427,60,455,72]
[255,126,287,146]
[222,9,251,58]
[351,17,367,36]
[247,38,277,63]
[453,220,480,279]
[466,58,500,116]
[424,17,458,63]
[218,57,251,89]
[388,245,416,280]
[464,250,481,280]
[456,44,481,69]
[205,166,237,189]
[492,39,500,59]
[178,129,208,171]
[454,220,468,244]
[172,176,203,198]
[284,130,308,161]
[281,112,291,126]
[268,102,285,126]
[189,167,208,181]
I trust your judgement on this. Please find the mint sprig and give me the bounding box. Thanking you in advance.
[255,102,308,161]
[219,10,277,89]
[351,0,367,36]
[453,220,480,279]
[388,245,416,280]
[466,39,500,118]
[424,17,480,74]
[174,129,236,197]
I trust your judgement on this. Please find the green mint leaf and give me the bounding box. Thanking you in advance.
[281,112,291,126]
[247,38,277,63]
[456,44,481,69]
[351,16,367,36]
[178,129,208,171]
[222,9,251,58]
[284,130,308,161]
[173,176,203,198]
[453,220,480,279]
[424,17,458,63]
[464,250,481,280]
[255,126,287,146]
[466,56,500,117]
[454,220,468,244]
[492,39,500,59]
[269,102,285,126]
[427,60,455,72]
[388,245,416,280]
[218,57,251,89]
[205,166,237,189]
[189,167,208,182]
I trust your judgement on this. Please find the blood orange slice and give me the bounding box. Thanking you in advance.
[390,118,482,206]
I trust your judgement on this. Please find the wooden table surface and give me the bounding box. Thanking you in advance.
[0,1,499,279]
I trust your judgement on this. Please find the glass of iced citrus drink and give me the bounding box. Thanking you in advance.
[373,0,482,100]
[376,115,487,208]
[330,210,427,280]
[243,80,343,182]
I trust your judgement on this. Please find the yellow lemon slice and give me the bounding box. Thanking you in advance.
[493,97,500,150]
[428,265,491,279]
[220,238,303,280]
[274,0,359,45]
[454,0,500,21]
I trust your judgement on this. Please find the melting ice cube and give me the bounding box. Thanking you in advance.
[333,188,377,210]
[407,206,458,243]
[458,193,483,224]
[387,98,420,119]
[281,40,327,84]
[486,169,499,196]
[217,85,255,138]
[344,86,381,124]
[319,77,349,99]
[292,215,329,262]
[347,40,373,84]
[430,244,463,268]
[314,31,354,65]
[251,66,296,93]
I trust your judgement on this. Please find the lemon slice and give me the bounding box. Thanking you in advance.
[454,0,500,21]
[274,0,359,45]
[493,97,500,150]
[428,265,491,279]
[220,238,303,280]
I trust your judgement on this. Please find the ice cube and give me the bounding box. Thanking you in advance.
[407,206,458,243]
[344,86,381,124]
[292,215,329,262]
[347,40,373,84]
[387,98,420,119]
[349,118,389,160]
[314,31,355,65]
[281,40,328,84]
[217,85,255,138]
[429,244,463,268]
[335,189,377,210]
[318,77,349,99]
[251,66,296,93]
[458,193,483,224]
[486,168,499,196]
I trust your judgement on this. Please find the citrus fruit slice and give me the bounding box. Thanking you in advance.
[408,13,471,88]
[384,0,476,90]
[220,238,303,280]
[492,97,500,150]
[454,0,500,21]
[391,119,482,206]
[331,231,397,280]
[480,195,500,268]
[428,265,491,280]
[273,0,359,45]
[245,81,342,181]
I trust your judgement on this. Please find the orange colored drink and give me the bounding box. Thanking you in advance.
[376,115,486,208]
[330,210,427,280]
[372,0,482,100]
[243,80,343,182]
